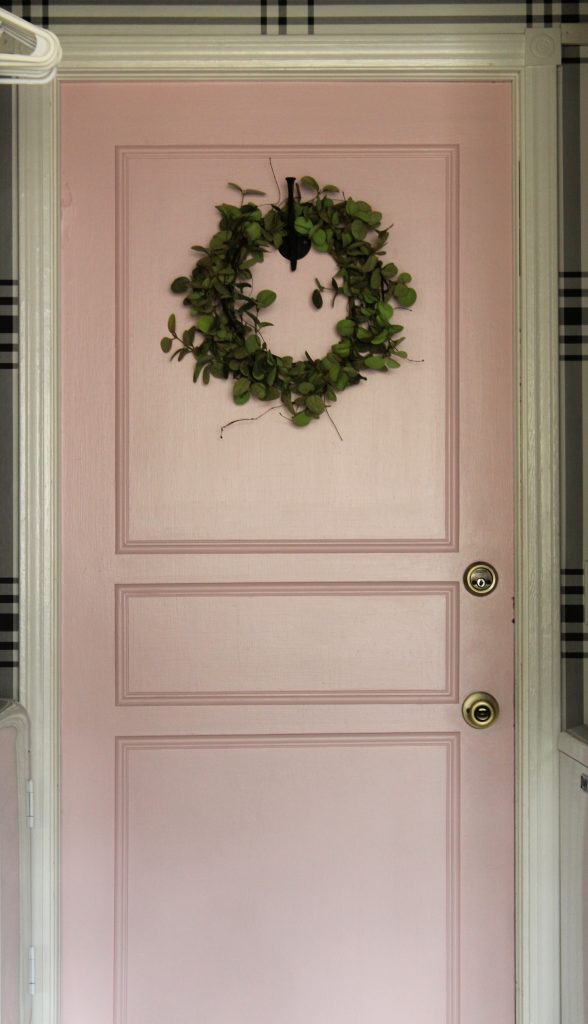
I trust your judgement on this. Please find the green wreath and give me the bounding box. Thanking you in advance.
[161,176,417,428]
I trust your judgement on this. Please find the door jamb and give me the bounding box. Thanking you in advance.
[17,27,562,1024]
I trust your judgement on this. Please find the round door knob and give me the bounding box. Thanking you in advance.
[463,562,498,596]
[462,691,499,729]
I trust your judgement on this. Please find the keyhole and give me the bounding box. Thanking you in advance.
[474,705,491,723]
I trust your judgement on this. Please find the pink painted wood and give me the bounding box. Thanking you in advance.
[60,81,514,1024]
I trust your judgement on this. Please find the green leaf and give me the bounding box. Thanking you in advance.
[395,285,417,307]
[202,366,211,385]
[227,182,245,194]
[350,219,368,240]
[297,381,315,395]
[190,245,209,253]
[160,337,172,353]
[332,340,351,358]
[312,289,323,309]
[300,176,319,192]
[294,216,314,236]
[336,319,355,338]
[216,203,241,218]
[167,314,176,334]
[252,355,266,380]
[197,314,214,333]
[322,184,340,193]
[306,395,325,416]
[244,222,262,242]
[233,391,251,406]
[250,382,267,399]
[364,355,386,370]
[376,302,394,321]
[385,358,401,368]
[245,334,260,354]
[233,378,250,399]
[281,393,296,415]
[242,188,266,197]
[370,331,389,346]
[397,272,412,284]
[171,276,190,294]
[256,289,277,309]
[370,268,382,290]
[292,411,312,427]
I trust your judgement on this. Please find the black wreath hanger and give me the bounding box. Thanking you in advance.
[278,177,312,271]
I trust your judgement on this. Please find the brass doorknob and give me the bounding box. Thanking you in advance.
[463,562,498,596]
[462,691,499,729]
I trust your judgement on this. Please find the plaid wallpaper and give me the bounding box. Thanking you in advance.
[0,87,17,701]
[3,1,588,31]
[561,46,587,727]
[1,2,585,716]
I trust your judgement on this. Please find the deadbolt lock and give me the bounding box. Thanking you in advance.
[463,562,498,596]
[462,692,500,729]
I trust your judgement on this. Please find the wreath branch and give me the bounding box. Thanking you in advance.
[325,407,344,442]
[219,404,282,439]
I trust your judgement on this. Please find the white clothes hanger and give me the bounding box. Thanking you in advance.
[0,6,61,84]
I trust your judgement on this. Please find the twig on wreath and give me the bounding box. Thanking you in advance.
[269,157,281,205]
[278,407,343,441]
[325,407,344,442]
[219,404,282,439]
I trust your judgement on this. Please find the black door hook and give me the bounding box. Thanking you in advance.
[278,177,311,271]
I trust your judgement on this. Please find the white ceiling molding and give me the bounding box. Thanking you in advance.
[0,7,61,85]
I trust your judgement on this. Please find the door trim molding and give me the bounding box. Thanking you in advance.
[18,29,562,1024]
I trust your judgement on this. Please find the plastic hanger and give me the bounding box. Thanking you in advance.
[0,6,61,84]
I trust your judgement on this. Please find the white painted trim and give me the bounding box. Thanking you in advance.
[17,29,561,1024]
[515,61,561,1024]
[18,80,60,1024]
[0,700,33,1023]
[58,30,529,79]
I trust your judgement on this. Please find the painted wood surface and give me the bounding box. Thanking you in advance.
[60,80,514,1024]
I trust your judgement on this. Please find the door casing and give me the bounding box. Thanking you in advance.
[16,26,562,1024]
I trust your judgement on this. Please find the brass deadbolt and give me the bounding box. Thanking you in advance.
[463,562,498,596]
[462,692,500,729]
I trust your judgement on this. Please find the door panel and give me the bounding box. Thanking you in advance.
[117,142,456,550]
[60,81,514,1024]
[115,736,458,1024]
[115,582,458,705]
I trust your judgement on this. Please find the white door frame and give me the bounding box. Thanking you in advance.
[17,27,562,1024]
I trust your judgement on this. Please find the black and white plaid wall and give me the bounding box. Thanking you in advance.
[3,1,588,31]
[1,1,586,712]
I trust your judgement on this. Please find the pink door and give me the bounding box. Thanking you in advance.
[60,81,514,1024]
